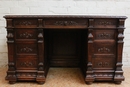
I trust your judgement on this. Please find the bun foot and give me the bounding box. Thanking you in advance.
[115,81,122,84]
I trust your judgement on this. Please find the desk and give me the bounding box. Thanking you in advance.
[4,15,127,84]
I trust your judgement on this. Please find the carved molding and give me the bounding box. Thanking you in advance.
[94,74,113,77]
[98,32,111,39]
[20,47,33,53]
[20,32,33,38]
[17,73,36,77]
[97,62,110,67]
[98,47,110,53]
[54,21,78,26]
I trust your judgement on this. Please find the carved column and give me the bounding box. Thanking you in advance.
[114,19,126,84]
[36,19,45,84]
[85,19,95,84]
[6,19,17,84]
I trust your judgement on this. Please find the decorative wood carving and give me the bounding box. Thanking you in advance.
[97,62,110,67]
[98,47,110,53]
[20,47,33,53]
[98,32,111,39]
[17,73,37,77]
[20,32,33,38]
[20,61,34,67]
[54,21,78,26]
[15,21,32,26]
[94,74,113,77]
[98,21,115,26]
[7,32,14,38]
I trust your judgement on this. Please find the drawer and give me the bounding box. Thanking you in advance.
[44,18,88,28]
[93,40,116,54]
[16,43,38,55]
[92,57,115,69]
[16,58,37,70]
[13,19,37,28]
[15,29,37,39]
[94,19,117,28]
[93,30,116,40]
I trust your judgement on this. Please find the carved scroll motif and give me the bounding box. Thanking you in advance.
[15,21,32,26]
[20,32,33,38]
[98,32,111,39]
[98,21,114,26]
[20,61,34,67]
[98,47,110,53]
[20,47,33,53]
[97,62,110,67]
[54,21,78,26]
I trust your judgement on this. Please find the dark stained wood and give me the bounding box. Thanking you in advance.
[4,15,127,84]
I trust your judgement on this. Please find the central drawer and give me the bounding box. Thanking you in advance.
[44,18,88,29]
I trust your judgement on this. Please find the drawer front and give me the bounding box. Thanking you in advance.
[16,58,37,70]
[93,40,116,54]
[92,57,115,69]
[14,19,37,28]
[16,29,37,39]
[93,30,116,40]
[16,43,38,55]
[44,18,88,28]
[94,19,117,28]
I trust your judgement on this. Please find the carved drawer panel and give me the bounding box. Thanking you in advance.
[44,19,88,28]
[92,57,115,69]
[94,19,117,28]
[16,43,37,55]
[93,40,116,54]
[16,29,37,39]
[93,30,116,40]
[16,58,37,69]
[13,19,37,28]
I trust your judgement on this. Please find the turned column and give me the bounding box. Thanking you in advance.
[36,19,45,84]
[6,19,17,84]
[85,19,95,84]
[114,18,126,84]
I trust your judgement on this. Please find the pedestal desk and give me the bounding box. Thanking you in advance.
[4,15,127,84]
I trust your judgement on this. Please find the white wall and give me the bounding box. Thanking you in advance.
[0,0,130,67]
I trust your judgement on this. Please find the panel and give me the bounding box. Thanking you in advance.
[94,19,117,28]
[93,30,116,40]
[16,43,38,55]
[16,58,38,70]
[13,19,38,28]
[15,29,37,39]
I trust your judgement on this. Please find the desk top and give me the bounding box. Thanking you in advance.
[4,15,127,19]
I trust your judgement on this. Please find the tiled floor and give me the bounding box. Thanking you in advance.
[0,66,130,87]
